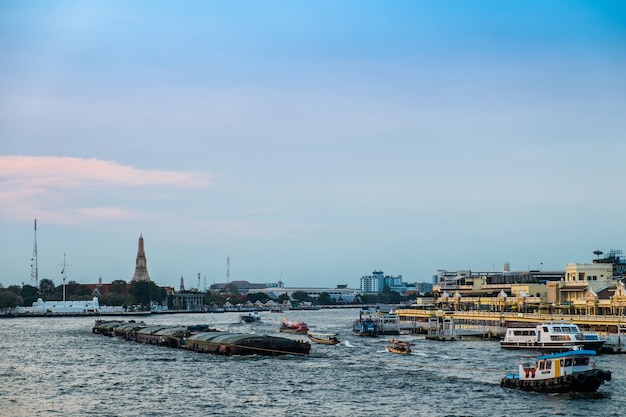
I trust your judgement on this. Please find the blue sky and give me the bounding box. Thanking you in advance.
[1,1,625,290]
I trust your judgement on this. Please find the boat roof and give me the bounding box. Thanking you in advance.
[188,331,288,344]
[536,349,597,360]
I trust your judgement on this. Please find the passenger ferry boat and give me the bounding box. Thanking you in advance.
[500,322,605,352]
[500,347,611,393]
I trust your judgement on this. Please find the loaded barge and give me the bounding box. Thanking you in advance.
[92,320,311,356]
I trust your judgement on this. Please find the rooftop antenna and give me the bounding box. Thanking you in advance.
[197,272,201,291]
[30,219,38,286]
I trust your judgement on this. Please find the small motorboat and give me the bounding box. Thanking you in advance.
[500,347,611,393]
[307,331,340,345]
[387,339,412,354]
[240,312,261,323]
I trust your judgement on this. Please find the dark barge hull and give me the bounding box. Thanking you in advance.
[187,332,311,356]
[500,369,611,393]
[93,320,310,357]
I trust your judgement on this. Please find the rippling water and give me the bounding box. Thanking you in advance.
[1,309,624,417]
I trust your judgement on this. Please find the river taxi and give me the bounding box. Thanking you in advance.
[387,339,412,354]
[500,348,611,393]
[500,322,605,352]
[307,331,340,345]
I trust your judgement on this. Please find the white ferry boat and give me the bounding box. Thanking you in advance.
[500,322,605,352]
[500,348,611,393]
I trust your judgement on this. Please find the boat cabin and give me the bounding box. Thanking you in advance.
[518,349,596,381]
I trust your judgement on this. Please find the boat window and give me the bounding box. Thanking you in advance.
[538,361,545,370]
[545,361,552,369]
[542,326,549,332]
[564,358,572,366]
[573,357,589,366]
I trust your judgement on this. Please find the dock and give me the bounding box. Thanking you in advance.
[397,309,626,351]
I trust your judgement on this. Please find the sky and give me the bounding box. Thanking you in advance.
[1,1,625,290]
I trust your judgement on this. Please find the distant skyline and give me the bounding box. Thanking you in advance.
[1,1,625,289]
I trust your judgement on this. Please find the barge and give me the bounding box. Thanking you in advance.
[93,320,311,356]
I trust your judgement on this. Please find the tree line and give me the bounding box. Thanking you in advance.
[0,280,423,312]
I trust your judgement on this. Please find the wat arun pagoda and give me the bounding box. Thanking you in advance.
[131,233,151,282]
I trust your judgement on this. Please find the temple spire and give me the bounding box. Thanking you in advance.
[132,233,151,282]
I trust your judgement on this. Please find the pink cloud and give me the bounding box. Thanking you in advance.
[0,155,211,188]
[0,155,213,222]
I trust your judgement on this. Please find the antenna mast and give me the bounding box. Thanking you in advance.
[227,256,230,283]
[31,219,38,286]
[58,252,71,303]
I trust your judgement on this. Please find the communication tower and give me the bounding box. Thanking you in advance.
[30,219,38,286]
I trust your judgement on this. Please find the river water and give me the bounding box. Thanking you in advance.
[1,308,624,417]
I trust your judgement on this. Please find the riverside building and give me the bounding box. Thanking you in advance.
[432,250,626,315]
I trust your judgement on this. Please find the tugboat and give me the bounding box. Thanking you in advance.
[352,310,380,337]
[500,347,611,393]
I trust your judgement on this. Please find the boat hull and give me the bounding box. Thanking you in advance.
[500,340,605,353]
[307,334,340,345]
[500,369,611,393]
[279,327,308,334]
[93,320,310,357]
[387,347,411,354]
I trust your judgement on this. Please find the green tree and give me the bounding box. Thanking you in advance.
[246,292,269,304]
[204,292,226,306]
[292,291,312,302]
[39,278,55,295]
[99,292,128,306]
[129,281,162,307]
[110,280,129,295]
[317,292,333,305]
[0,290,23,310]
[277,293,290,303]
[75,284,92,298]
[20,284,39,306]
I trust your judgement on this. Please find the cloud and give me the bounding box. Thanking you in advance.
[0,155,212,223]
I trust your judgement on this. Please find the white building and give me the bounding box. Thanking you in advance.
[13,297,123,315]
